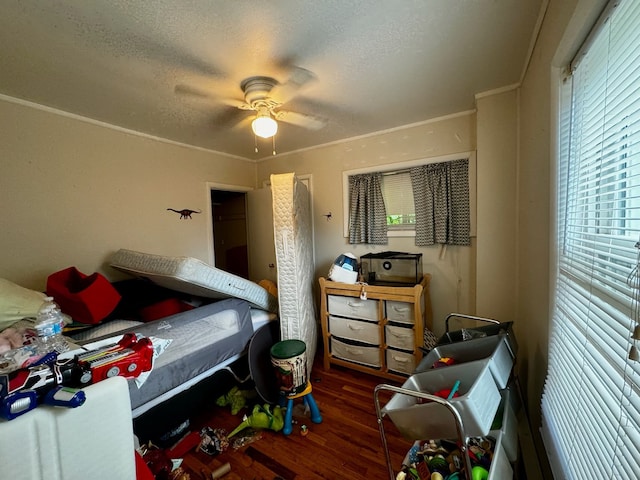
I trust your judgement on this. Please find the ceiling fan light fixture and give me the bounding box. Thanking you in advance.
[252,113,278,138]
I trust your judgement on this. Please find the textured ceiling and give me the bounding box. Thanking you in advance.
[0,0,544,160]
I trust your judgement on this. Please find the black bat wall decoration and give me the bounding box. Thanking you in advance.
[167,208,202,219]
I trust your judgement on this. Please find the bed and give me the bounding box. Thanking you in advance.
[60,249,279,417]
[72,297,275,418]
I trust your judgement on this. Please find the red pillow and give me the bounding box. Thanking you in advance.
[139,298,194,322]
[46,267,121,324]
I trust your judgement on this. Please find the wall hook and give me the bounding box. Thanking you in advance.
[324,212,332,221]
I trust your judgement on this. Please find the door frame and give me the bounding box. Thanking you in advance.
[205,182,253,266]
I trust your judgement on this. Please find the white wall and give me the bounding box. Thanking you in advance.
[475,89,518,322]
[256,112,477,335]
[0,98,256,291]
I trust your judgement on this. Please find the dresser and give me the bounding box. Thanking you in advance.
[319,275,432,380]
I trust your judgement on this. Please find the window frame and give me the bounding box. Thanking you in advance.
[341,151,477,238]
[542,1,640,477]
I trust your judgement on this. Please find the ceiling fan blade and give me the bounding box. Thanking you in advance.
[174,84,214,99]
[175,84,248,109]
[231,115,253,131]
[276,110,326,130]
[269,67,317,104]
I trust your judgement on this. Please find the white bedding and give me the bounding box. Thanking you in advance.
[109,249,278,313]
[270,173,317,375]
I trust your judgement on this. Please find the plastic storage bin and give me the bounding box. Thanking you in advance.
[486,430,514,480]
[382,359,501,439]
[493,389,518,463]
[438,321,518,359]
[416,334,514,389]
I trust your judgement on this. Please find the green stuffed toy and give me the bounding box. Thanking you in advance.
[215,386,256,415]
[228,404,284,438]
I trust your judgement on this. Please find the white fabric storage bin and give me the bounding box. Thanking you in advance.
[382,358,501,439]
[330,336,381,367]
[385,300,415,324]
[386,348,416,375]
[385,324,415,350]
[328,294,378,321]
[329,315,379,345]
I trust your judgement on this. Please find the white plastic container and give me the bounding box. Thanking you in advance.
[495,389,518,463]
[382,359,501,439]
[487,430,514,480]
[416,334,513,389]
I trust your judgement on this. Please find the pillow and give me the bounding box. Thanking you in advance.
[0,278,46,331]
[46,267,121,325]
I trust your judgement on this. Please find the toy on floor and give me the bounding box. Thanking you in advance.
[227,403,284,438]
[198,427,229,456]
[215,385,256,414]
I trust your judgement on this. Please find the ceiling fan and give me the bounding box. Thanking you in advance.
[176,67,327,141]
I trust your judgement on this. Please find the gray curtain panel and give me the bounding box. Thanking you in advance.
[410,159,471,246]
[348,172,388,244]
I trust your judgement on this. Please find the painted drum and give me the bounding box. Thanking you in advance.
[270,339,308,395]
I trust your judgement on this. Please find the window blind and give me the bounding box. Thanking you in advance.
[381,171,416,228]
[542,1,640,478]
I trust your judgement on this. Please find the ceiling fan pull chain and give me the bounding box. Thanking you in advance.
[254,134,258,153]
[272,136,276,156]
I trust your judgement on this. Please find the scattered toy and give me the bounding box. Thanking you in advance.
[228,403,284,438]
[215,385,256,415]
[198,427,229,456]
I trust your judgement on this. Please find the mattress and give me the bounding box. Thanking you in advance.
[77,298,256,414]
[270,173,317,375]
[109,249,279,313]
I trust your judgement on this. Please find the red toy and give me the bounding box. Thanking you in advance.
[76,333,154,383]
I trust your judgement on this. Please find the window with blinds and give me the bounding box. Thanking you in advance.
[381,171,416,229]
[542,1,640,478]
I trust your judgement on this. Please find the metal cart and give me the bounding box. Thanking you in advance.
[374,314,515,480]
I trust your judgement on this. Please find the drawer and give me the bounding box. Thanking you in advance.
[330,337,381,367]
[328,295,378,321]
[385,300,415,324]
[329,316,379,345]
[385,324,414,351]
[386,348,416,375]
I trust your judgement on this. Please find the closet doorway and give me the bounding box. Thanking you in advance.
[210,188,250,279]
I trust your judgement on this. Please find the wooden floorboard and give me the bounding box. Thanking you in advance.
[177,356,409,480]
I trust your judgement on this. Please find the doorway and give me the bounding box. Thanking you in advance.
[210,189,249,279]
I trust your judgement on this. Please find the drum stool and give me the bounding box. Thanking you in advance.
[282,381,322,435]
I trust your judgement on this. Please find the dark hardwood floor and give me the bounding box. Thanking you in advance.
[176,357,410,480]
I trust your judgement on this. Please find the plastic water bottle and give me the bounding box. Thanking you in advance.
[35,297,68,354]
